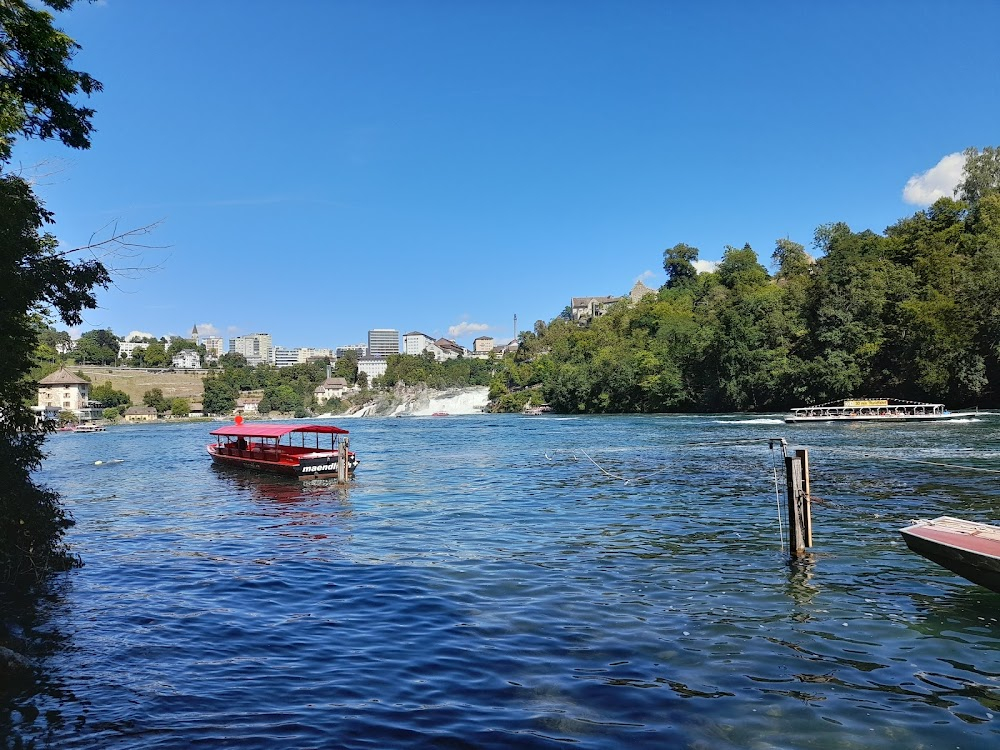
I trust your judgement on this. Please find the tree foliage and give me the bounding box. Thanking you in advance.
[91,380,130,408]
[488,167,1000,413]
[1,2,106,582]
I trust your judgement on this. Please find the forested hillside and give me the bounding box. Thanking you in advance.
[497,149,1000,413]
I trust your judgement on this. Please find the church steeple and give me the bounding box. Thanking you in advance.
[191,324,199,344]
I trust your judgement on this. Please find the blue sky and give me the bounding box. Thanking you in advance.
[14,0,1000,350]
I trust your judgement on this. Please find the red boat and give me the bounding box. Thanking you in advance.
[207,422,359,480]
[900,516,1000,593]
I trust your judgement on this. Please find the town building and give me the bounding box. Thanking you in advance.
[269,346,335,367]
[171,349,201,369]
[314,376,350,404]
[269,347,302,368]
[203,336,223,361]
[118,340,149,360]
[403,331,436,356]
[123,405,158,423]
[229,333,272,366]
[190,324,200,344]
[493,339,520,355]
[473,336,495,353]
[37,368,91,417]
[629,280,657,303]
[236,390,264,415]
[336,344,368,358]
[571,295,620,323]
[367,329,400,358]
[357,355,388,381]
[434,338,465,360]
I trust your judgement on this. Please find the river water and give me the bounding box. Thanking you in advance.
[3,414,999,748]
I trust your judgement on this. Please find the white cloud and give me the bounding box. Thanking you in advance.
[448,321,490,339]
[125,329,155,342]
[636,270,657,283]
[196,322,220,337]
[903,152,965,206]
[693,259,718,274]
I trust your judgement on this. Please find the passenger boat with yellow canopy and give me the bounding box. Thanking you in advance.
[785,398,971,424]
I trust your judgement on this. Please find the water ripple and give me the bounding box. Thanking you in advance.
[2,417,998,748]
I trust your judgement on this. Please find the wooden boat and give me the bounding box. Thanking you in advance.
[786,398,973,424]
[207,422,358,480]
[900,516,1000,593]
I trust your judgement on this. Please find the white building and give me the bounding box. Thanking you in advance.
[473,336,495,353]
[36,368,102,421]
[357,355,388,382]
[229,333,272,366]
[367,329,400,358]
[37,368,90,413]
[403,331,436,356]
[269,347,302,368]
[171,349,201,369]
[336,344,368,358]
[203,336,223,361]
[434,338,465,360]
[270,346,335,368]
[314,376,350,403]
[118,340,149,360]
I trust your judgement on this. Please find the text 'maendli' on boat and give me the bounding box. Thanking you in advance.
[207,419,358,480]
[785,398,976,424]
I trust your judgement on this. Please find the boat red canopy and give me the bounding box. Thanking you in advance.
[210,423,349,438]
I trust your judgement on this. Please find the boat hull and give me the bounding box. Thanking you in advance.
[207,445,357,480]
[900,516,1000,593]
[786,413,971,424]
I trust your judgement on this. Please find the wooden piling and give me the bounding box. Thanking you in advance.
[337,437,349,484]
[785,449,811,558]
[796,448,812,547]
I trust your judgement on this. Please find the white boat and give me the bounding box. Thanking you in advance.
[785,398,973,424]
[74,423,107,433]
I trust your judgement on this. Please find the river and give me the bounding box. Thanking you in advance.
[2,414,998,748]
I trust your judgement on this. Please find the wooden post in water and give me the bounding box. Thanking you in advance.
[337,437,349,484]
[797,448,812,547]
[785,449,812,558]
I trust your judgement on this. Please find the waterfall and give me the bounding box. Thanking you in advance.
[340,386,490,418]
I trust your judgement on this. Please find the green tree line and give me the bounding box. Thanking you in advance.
[502,150,1000,414]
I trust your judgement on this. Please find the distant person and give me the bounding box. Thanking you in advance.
[236,437,247,450]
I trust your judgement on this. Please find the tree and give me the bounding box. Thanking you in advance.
[957,146,1000,208]
[218,352,248,369]
[662,243,699,288]
[333,350,359,384]
[202,376,237,415]
[170,398,190,417]
[772,238,811,279]
[0,1,163,582]
[1,176,109,582]
[716,244,769,291]
[166,337,197,357]
[143,388,169,414]
[74,328,118,364]
[0,1,102,163]
[91,381,130,408]
[142,339,168,368]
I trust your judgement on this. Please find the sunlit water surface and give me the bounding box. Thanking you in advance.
[2,415,999,748]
